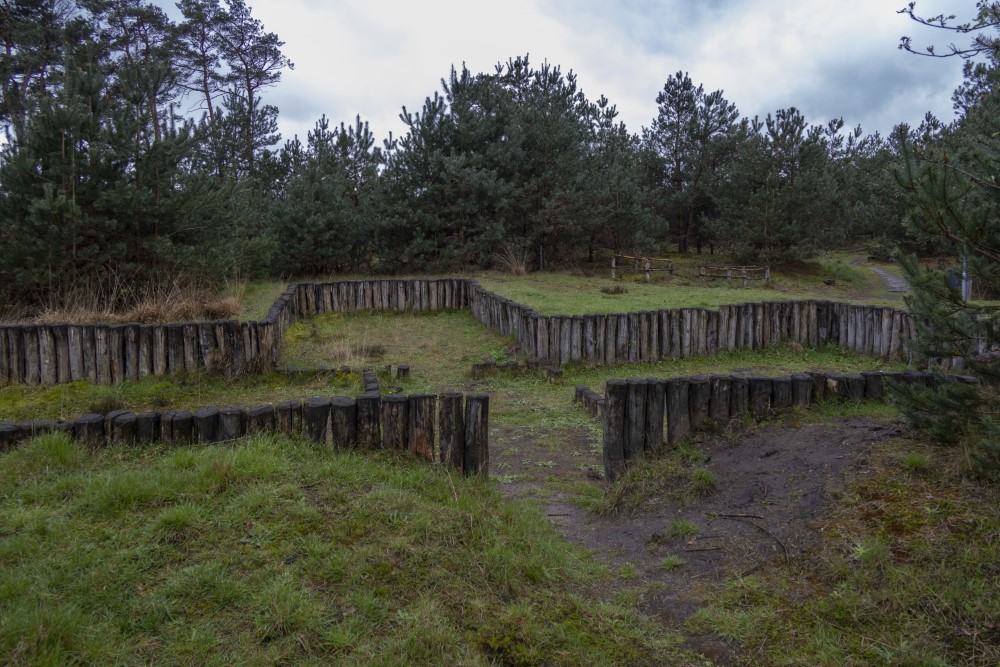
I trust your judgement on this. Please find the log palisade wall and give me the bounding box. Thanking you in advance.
[0,391,490,477]
[0,276,972,388]
[468,282,925,367]
[598,371,977,483]
[0,279,469,387]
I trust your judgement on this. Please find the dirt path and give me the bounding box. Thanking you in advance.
[851,256,910,294]
[494,414,905,664]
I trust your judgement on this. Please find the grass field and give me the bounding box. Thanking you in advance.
[0,432,698,665]
[473,253,900,315]
[4,275,998,665]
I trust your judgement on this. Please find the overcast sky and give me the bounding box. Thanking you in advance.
[180,0,978,146]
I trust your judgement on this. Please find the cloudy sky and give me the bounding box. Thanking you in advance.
[191,0,977,145]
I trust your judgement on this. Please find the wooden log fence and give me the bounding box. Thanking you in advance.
[0,276,982,389]
[699,264,771,287]
[611,254,674,282]
[0,392,489,477]
[597,371,978,483]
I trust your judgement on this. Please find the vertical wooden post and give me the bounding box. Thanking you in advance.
[408,394,436,461]
[353,392,380,448]
[330,397,357,448]
[463,394,489,477]
[381,395,410,450]
[247,404,276,434]
[729,376,749,416]
[603,380,627,483]
[665,378,691,446]
[218,407,246,440]
[771,377,792,411]
[747,377,772,420]
[611,254,616,280]
[791,373,812,407]
[645,378,666,452]
[688,376,711,430]
[194,407,219,444]
[709,375,731,424]
[303,397,331,444]
[439,392,465,469]
[625,379,648,461]
[643,258,651,282]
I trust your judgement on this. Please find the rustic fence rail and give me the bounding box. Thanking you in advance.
[0,391,489,477]
[611,254,674,282]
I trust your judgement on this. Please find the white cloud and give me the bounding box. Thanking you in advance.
[177,0,976,143]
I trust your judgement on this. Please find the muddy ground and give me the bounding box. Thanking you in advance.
[492,416,904,664]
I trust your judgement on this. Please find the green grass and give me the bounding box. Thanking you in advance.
[280,310,514,393]
[475,255,896,315]
[0,432,699,665]
[0,370,360,423]
[238,281,290,320]
[686,436,1000,666]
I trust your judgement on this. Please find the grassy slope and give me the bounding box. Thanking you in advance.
[474,254,900,315]
[0,433,698,666]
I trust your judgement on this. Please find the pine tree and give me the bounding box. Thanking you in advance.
[893,2,1000,477]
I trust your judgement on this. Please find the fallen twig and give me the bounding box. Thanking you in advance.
[713,514,789,562]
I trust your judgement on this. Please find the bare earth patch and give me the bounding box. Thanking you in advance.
[496,416,905,664]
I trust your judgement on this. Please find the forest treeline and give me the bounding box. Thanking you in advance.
[0,0,984,306]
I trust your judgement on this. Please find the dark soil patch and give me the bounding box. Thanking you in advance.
[496,416,905,664]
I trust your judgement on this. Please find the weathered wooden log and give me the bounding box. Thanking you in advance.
[218,407,246,440]
[247,404,275,434]
[791,373,812,407]
[729,376,749,417]
[194,407,220,443]
[688,375,711,430]
[771,377,792,411]
[330,397,357,448]
[52,324,70,384]
[807,371,828,403]
[151,326,167,377]
[603,380,628,483]
[163,410,193,444]
[274,400,302,434]
[861,371,885,400]
[106,325,123,384]
[645,379,666,452]
[463,393,489,477]
[23,326,40,386]
[110,412,137,445]
[104,410,131,442]
[37,326,56,385]
[74,413,105,447]
[356,392,382,449]
[665,377,691,445]
[183,323,199,372]
[408,394,436,461]
[166,324,185,375]
[381,395,409,450]
[303,397,331,444]
[625,379,648,460]
[79,326,96,383]
[708,375,731,424]
[603,314,617,365]
[0,422,17,450]
[439,392,465,468]
[135,412,160,442]
[123,325,139,381]
[616,313,630,363]
[844,373,866,400]
[747,376,772,420]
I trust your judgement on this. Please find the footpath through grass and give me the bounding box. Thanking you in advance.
[688,433,1000,666]
[0,432,699,665]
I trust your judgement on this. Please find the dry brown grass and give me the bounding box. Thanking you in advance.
[11,273,244,325]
